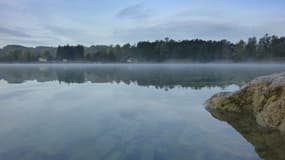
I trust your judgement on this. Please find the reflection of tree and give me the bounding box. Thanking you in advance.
[0,65,284,89]
[57,70,85,84]
[208,109,285,160]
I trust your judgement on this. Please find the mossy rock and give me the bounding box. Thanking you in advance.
[206,72,285,132]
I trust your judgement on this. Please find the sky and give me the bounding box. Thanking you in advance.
[0,0,285,47]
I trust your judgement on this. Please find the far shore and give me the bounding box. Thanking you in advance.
[0,62,285,66]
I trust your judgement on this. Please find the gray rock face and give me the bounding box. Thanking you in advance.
[207,72,285,132]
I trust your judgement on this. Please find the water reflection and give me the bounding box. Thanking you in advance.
[0,64,284,89]
[0,64,285,160]
[208,109,285,160]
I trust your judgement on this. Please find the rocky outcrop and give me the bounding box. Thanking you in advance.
[207,72,285,132]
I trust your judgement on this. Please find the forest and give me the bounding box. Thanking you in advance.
[0,34,284,62]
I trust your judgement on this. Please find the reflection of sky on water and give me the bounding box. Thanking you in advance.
[0,81,259,160]
[0,64,284,160]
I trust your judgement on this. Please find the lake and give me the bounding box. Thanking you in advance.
[0,64,285,160]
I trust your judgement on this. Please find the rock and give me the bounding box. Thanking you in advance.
[206,72,285,132]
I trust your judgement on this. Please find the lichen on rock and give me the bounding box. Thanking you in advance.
[206,72,285,132]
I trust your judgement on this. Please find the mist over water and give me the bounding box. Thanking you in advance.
[0,63,285,87]
[0,64,284,160]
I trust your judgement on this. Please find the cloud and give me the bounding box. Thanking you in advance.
[0,27,30,38]
[113,20,262,42]
[43,25,112,46]
[45,25,78,36]
[177,8,226,20]
[44,25,90,44]
[0,0,284,46]
[116,3,151,20]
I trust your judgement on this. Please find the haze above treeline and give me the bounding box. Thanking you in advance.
[0,34,284,63]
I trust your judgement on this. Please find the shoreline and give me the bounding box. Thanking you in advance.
[0,62,285,65]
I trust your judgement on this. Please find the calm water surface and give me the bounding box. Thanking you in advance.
[0,64,285,160]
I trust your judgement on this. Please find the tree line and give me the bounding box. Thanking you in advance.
[0,34,284,62]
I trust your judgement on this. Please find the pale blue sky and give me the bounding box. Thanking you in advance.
[0,0,285,47]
